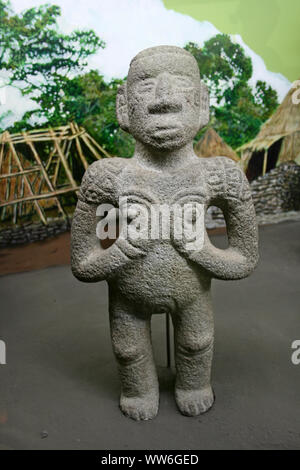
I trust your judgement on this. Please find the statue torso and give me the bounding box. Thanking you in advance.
[80,154,247,311]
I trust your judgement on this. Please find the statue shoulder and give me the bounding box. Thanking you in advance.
[201,156,251,202]
[79,157,128,204]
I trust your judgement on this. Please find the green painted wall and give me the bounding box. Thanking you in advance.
[164,0,300,82]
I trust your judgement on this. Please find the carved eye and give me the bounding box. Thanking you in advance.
[85,189,99,202]
[173,75,194,89]
[137,79,156,94]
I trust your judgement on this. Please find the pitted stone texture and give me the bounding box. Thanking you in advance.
[71,45,259,420]
[206,161,300,229]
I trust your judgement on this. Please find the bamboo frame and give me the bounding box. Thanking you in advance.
[8,140,47,225]
[0,187,80,208]
[70,122,88,171]
[0,168,40,179]
[262,149,268,176]
[23,132,67,220]
[0,123,111,225]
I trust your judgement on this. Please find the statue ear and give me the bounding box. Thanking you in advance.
[116,83,130,132]
[199,81,210,129]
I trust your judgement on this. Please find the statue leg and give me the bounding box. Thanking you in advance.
[173,296,214,416]
[109,294,159,421]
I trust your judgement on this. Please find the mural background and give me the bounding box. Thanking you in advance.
[2,0,297,131]
[0,0,299,233]
[165,0,300,82]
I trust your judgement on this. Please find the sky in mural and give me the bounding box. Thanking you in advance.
[2,0,294,127]
[165,0,300,83]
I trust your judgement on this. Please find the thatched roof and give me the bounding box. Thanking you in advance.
[0,123,111,225]
[194,128,239,162]
[238,82,300,170]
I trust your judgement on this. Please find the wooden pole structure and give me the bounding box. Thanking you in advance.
[70,122,88,170]
[18,168,25,219]
[7,134,47,225]
[0,186,80,208]
[23,132,67,220]
[1,146,12,221]
[84,130,112,159]
[0,123,112,225]
[77,125,104,161]
[49,129,78,190]
[0,132,5,171]
[45,127,66,172]
[0,168,41,179]
[262,148,268,176]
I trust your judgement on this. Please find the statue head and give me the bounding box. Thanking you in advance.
[116,45,209,151]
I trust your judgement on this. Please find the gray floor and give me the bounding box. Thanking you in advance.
[0,221,300,450]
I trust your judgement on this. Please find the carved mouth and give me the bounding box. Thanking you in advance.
[152,126,181,138]
[156,125,179,130]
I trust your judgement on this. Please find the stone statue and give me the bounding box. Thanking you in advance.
[71,46,259,421]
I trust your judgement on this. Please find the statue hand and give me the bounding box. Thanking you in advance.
[171,201,207,257]
[116,204,153,257]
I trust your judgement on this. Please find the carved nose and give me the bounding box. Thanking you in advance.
[148,73,182,114]
[155,73,173,99]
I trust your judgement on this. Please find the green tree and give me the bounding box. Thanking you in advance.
[63,70,135,157]
[254,80,278,121]
[0,0,104,129]
[185,35,278,149]
[185,35,253,104]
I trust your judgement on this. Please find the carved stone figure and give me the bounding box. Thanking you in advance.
[71,46,259,421]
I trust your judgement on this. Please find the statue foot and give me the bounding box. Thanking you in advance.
[120,391,159,421]
[175,386,214,417]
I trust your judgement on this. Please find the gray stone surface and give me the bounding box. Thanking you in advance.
[206,162,300,229]
[0,221,299,449]
[71,46,259,420]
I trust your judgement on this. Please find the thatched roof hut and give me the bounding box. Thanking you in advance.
[0,123,111,225]
[194,128,239,162]
[238,82,300,180]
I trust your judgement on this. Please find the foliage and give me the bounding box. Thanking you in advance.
[185,35,253,104]
[185,35,279,149]
[0,0,104,128]
[254,80,279,121]
[0,2,279,156]
[63,71,135,157]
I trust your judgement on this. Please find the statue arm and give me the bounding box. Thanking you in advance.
[71,162,144,283]
[189,160,259,280]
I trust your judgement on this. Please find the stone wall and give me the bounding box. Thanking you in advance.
[206,161,300,228]
[251,161,300,214]
[0,219,71,248]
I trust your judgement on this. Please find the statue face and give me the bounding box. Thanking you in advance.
[126,50,201,150]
